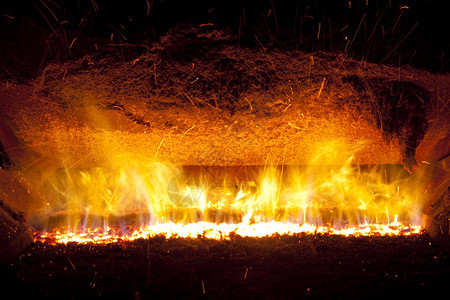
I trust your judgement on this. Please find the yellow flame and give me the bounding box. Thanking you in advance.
[32,141,426,244]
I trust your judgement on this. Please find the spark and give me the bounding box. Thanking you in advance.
[283,103,292,111]
[40,0,59,22]
[316,77,326,99]
[380,22,418,64]
[2,14,15,20]
[317,22,321,40]
[145,0,151,17]
[69,37,77,49]
[244,97,253,110]
[154,139,164,158]
[288,122,303,130]
[182,126,195,138]
[68,257,76,270]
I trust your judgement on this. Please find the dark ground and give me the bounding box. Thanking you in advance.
[1,233,449,299]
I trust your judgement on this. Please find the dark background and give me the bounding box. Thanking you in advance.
[0,0,448,79]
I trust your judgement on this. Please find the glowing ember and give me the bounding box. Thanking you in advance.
[36,220,422,245]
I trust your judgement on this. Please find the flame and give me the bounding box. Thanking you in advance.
[36,221,421,245]
[32,141,425,244]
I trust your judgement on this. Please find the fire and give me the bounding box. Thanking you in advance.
[31,141,426,244]
[36,221,421,245]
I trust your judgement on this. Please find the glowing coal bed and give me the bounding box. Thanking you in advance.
[31,159,425,245]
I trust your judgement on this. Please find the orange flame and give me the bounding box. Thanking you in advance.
[32,141,425,244]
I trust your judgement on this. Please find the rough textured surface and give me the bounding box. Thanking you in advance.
[423,188,450,249]
[1,233,449,299]
[0,201,33,266]
[0,29,448,172]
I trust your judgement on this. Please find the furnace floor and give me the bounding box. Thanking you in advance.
[1,233,448,299]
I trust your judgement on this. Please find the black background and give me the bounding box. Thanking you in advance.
[0,0,448,79]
